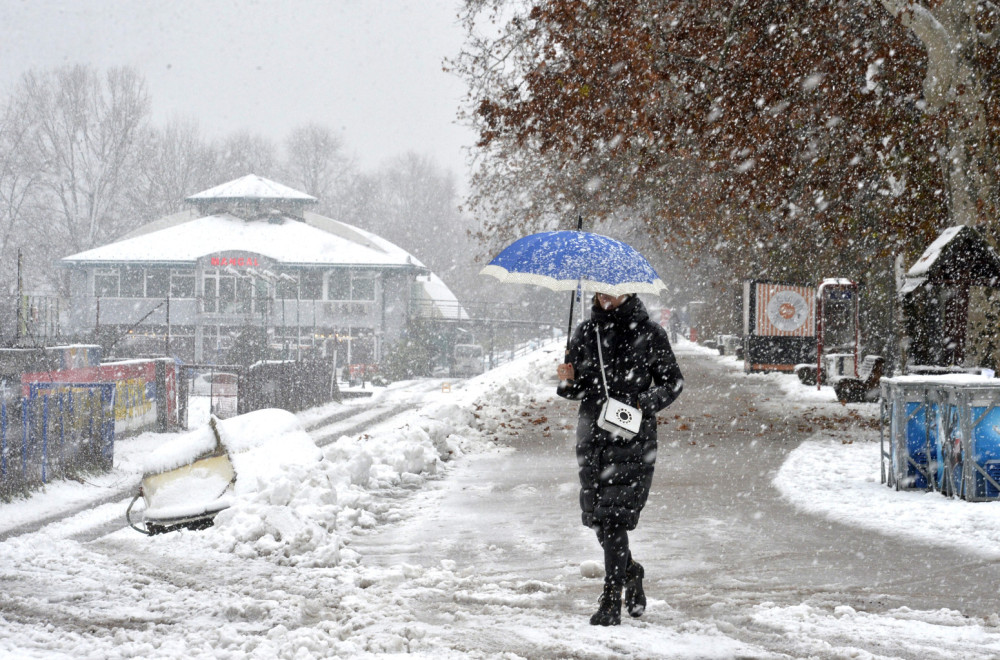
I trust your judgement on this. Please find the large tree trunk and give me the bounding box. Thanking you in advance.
[880,0,996,226]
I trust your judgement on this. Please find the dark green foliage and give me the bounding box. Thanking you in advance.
[380,319,445,381]
[227,324,268,367]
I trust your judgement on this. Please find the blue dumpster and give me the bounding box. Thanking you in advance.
[882,375,1000,501]
[882,379,942,491]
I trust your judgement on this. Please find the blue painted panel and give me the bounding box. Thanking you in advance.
[970,406,1000,498]
[901,402,937,489]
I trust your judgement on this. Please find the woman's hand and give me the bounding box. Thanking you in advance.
[557,363,575,380]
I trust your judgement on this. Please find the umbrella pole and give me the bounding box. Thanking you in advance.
[566,290,575,354]
[565,215,584,354]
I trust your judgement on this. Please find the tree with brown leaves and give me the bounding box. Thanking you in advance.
[454,0,999,355]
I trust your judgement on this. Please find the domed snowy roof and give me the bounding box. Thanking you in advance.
[186,174,317,203]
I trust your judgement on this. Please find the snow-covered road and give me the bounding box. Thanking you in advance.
[4,340,1000,658]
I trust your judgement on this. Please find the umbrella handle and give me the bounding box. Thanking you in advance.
[566,289,575,355]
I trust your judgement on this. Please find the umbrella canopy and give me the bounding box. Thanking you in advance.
[480,231,665,296]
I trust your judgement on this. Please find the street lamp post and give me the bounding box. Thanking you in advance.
[165,295,170,355]
[278,273,298,361]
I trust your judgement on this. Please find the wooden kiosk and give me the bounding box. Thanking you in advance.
[899,225,1000,371]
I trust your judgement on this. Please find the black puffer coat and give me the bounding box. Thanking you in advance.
[557,295,683,530]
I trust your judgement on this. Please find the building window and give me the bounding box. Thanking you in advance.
[94,269,119,297]
[351,274,376,301]
[120,266,144,298]
[218,274,236,312]
[252,277,269,303]
[203,275,217,312]
[300,271,323,300]
[327,271,376,301]
[276,272,298,299]
[145,269,169,299]
[203,269,239,313]
[104,267,192,299]
[328,271,350,300]
[171,270,195,298]
[236,278,258,314]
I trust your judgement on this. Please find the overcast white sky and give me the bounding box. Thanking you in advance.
[0,0,475,184]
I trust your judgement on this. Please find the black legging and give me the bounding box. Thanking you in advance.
[596,522,632,587]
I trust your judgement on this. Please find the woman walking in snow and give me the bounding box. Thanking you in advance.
[556,292,683,626]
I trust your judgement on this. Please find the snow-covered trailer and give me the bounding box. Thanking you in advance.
[126,409,322,534]
[742,280,817,373]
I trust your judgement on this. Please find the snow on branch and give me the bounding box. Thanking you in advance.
[980,0,1000,46]
[878,1,956,112]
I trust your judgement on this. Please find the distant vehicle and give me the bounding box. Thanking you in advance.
[452,343,485,377]
[190,371,238,418]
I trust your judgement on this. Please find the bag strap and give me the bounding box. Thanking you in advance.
[595,324,610,399]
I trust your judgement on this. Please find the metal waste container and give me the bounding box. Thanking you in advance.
[882,375,1000,501]
[881,378,941,491]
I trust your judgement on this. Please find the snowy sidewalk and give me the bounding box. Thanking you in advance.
[343,390,758,658]
[4,340,1000,658]
[333,342,1000,658]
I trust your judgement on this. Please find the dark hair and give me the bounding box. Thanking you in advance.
[592,293,633,306]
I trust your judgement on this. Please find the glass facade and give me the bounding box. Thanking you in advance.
[85,261,388,364]
[94,269,120,297]
[93,267,197,299]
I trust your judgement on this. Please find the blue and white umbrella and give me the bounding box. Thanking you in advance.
[480,230,665,296]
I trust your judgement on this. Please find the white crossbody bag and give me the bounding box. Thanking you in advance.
[594,325,642,440]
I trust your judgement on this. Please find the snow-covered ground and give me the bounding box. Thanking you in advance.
[688,340,1000,561]
[3,338,1000,658]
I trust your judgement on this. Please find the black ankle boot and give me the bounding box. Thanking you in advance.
[589,583,622,626]
[624,560,646,617]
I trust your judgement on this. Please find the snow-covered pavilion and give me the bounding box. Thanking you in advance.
[60,175,466,364]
